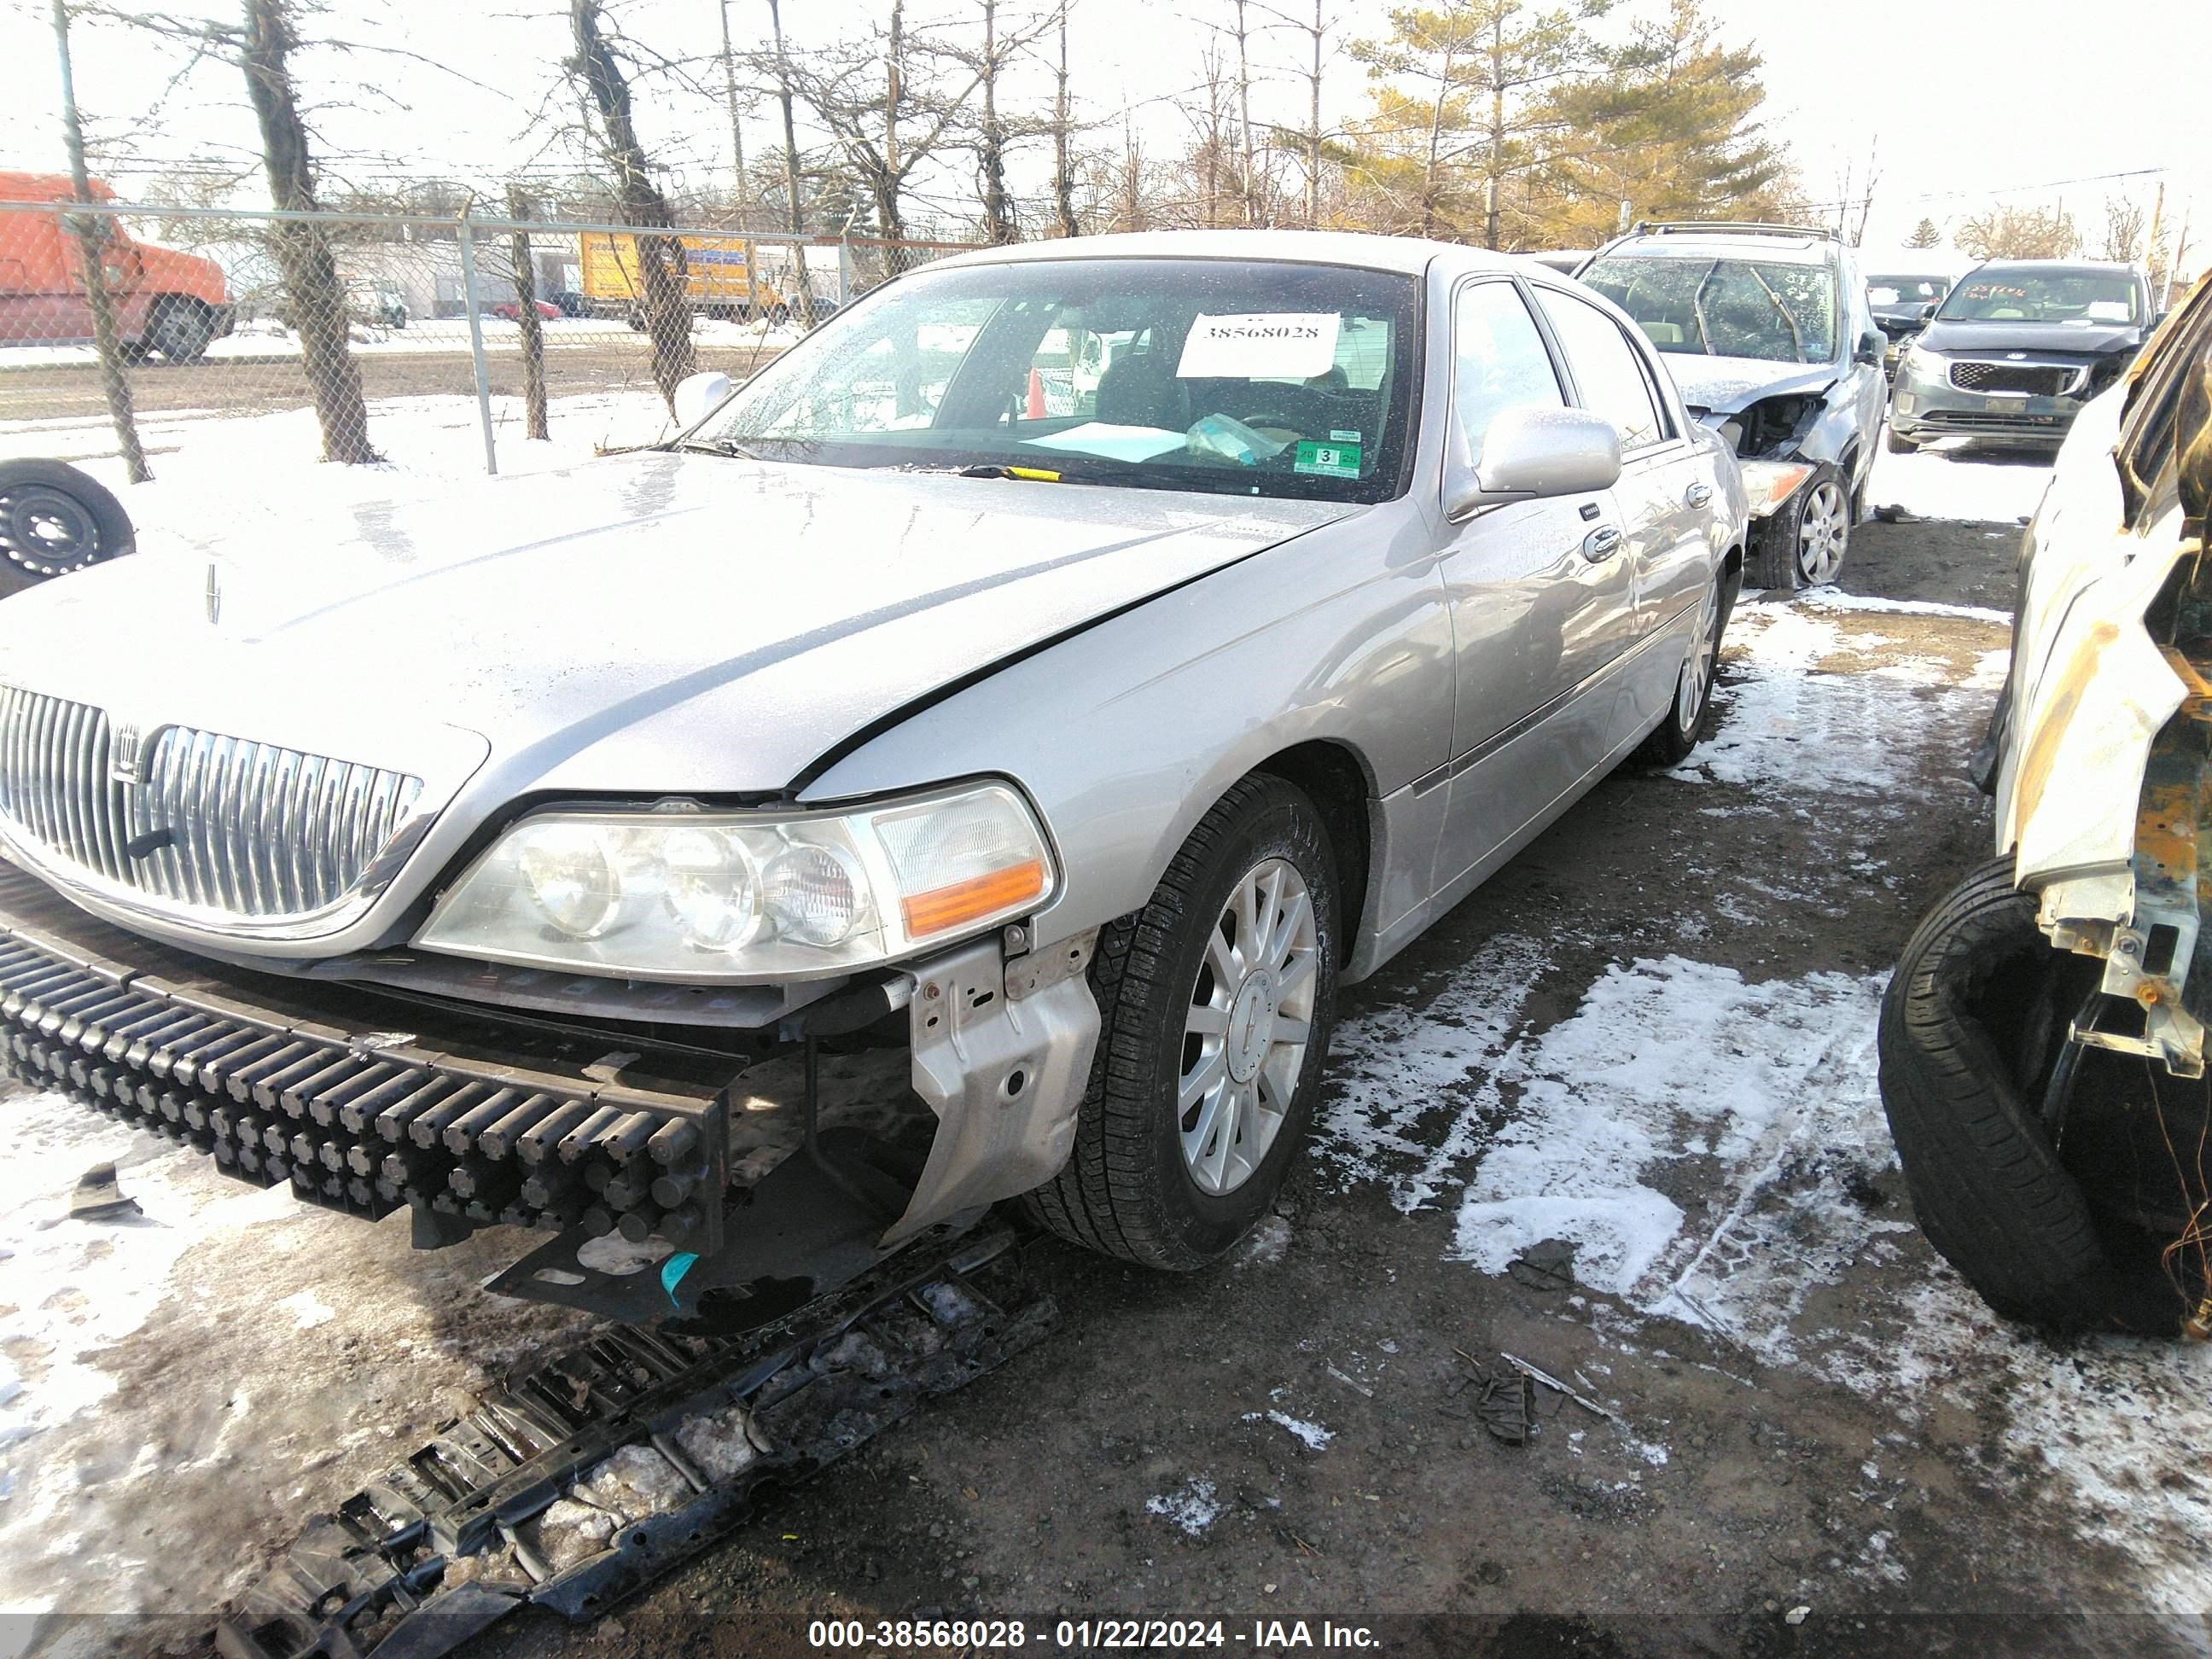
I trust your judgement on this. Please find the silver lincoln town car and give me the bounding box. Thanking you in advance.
[0,230,1745,1318]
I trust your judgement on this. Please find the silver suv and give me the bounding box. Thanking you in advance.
[0,231,1745,1318]
[1579,222,1888,591]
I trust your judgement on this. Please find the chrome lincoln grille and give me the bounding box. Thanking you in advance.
[1949,358,2079,398]
[0,687,422,919]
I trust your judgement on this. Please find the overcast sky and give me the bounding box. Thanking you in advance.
[3,0,2207,261]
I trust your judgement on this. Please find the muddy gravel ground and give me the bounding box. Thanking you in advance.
[9,448,2211,1659]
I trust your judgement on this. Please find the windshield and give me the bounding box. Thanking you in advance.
[1937,270,2143,325]
[1868,275,1951,305]
[1580,254,1838,364]
[696,257,1419,503]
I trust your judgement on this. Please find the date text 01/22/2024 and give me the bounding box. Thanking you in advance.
[806,1618,1383,1650]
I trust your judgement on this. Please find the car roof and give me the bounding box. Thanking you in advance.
[923,229,1502,279]
[1963,259,2143,280]
[1594,231,1836,266]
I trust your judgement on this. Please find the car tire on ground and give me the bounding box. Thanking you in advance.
[1026,773,1339,1270]
[1637,567,1738,766]
[1885,422,1919,454]
[0,458,136,579]
[1877,856,2186,1336]
[1752,463,1850,591]
[148,297,215,364]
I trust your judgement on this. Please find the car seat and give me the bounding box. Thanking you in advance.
[1095,349,1190,431]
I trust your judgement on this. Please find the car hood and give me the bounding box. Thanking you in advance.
[1663,354,1838,416]
[0,451,1355,798]
[1915,317,2145,358]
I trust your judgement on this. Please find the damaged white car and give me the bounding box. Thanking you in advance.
[1880,275,2212,1336]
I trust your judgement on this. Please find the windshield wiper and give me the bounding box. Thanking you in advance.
[1689,261,1720,356]
[1743,265,1807,363]
[671,435,764,459]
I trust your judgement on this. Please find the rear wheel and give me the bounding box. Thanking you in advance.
[1637,567,1736,765]
[1026,774,1339,1269]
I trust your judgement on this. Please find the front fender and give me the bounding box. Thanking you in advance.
[798,507,1453,956]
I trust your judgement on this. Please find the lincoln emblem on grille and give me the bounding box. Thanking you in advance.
[110,723,143,784]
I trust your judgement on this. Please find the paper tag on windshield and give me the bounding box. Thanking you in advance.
[1178,313,1342,380]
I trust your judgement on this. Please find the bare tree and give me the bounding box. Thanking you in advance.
[1956,201,2081,260]
[773,0,1046,259]
[506,182,548,442]
[1253,0,1343,228]
[2103,192,2149,264]
[977,0,1014,242]
[765,0,812,319]
[239,0,377,463]
[566,0,695,408]
[50,0,148,483]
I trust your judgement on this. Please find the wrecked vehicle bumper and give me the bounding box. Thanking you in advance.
[0,855,1098,1309]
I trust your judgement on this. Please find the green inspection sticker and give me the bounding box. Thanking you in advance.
[1294,439,1362,478]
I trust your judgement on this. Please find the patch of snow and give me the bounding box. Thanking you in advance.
[1318,937,1547,1209]
[1145,1476,1222,1536]
[1243,1410,1333,1451]
[275,1290,335,1331]
[1796,591,2011,626]
[1866,442,2052,525]
[1235,1214,1293,1266]
[1668,603,1989,800]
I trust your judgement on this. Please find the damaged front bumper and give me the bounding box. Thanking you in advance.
[0,859,1098,1318]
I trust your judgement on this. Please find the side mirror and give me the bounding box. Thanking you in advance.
[672,370,732,431]
[1445,405,1621,521]
[1854,330,1885,365]
[1919,301,1939,321]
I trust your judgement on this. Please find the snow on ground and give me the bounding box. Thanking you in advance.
[0,1089,597,1636]
[9,391,674,558]
[1866,437,2052,526]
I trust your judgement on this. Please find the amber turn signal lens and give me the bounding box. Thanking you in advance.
[900,859,1046,938]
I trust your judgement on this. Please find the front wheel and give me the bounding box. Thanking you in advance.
[148,298,215,363]
[1026,774,1339,1269]
[1753,464,1849,591]
[1885,422,1918,454]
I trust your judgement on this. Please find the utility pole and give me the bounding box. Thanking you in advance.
[1052,2,1077,239]
[718,0,747,208]
[50,0,148,483]
[1234,0,1255,227]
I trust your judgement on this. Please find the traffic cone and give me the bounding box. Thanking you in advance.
[1026,366,1046,419]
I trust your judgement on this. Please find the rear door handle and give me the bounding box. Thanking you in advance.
[1685,482,1713,508]
[1582,525,1622,562]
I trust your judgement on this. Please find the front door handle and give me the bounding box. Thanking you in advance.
[1582,525,1622,562]
[1685,482,1713,508]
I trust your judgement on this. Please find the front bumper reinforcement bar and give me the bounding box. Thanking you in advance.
[214,1222,1052,1659]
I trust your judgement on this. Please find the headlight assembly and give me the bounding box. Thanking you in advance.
[414,781,1057,981]
[1737,458,1816,519]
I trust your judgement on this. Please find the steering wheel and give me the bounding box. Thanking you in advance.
[1237,410,1303,433]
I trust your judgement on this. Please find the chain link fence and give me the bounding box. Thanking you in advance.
[0,195,983,490]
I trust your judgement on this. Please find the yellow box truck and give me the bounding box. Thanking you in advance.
[578,231,794,325]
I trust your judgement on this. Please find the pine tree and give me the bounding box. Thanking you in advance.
[1906,216,1941,249]
[1530,0,1794,247]
[1341,0,1607,247]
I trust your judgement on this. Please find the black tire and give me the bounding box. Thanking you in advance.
[1637,566,1738,765]
[1025,774,1340,1270]
[1751,463,1849,591]
[148,297,214,363]
[1885,422,1918,454]
[0,458,135,579]
[1877,857,2185,1335]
